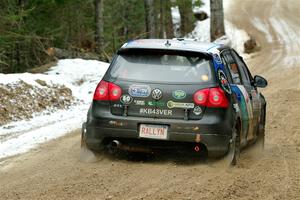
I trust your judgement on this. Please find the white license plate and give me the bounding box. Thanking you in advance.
[139,124,168,140]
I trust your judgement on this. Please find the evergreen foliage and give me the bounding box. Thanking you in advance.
[0,0,201,73]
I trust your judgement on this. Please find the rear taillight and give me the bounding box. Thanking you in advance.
[193,88,209,105]
[108,82,122,101]
[93,80,122,101]
[193,87,229,108]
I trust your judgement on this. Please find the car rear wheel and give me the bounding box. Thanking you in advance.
[226,124,241,166]
[256,107,266,151]
[80,123,101,162]
[81,122,87,148]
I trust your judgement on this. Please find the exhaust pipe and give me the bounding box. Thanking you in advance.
[111,140,121,148]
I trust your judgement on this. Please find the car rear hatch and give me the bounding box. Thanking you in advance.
[105,49,219,120]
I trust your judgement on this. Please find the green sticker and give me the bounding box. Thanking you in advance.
[172,90,186,100]
[147,101,165,107]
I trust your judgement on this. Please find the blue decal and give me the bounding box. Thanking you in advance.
[218,69,231,94]
[231,85,249,139]
[211,54,225,73]
[128,85,151,97]
[231,85,242,102]
[213,54,222,64]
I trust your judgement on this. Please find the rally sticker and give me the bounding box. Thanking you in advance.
[172,90,186,100]
[128,85,151,97]
[167,101,194,109]
[120,94,133,105]
[112,104,123,108]
[213,54,222,64]
[218,69,232,94]
[193,106,202,115]
[133,99,145,106]
[147,101,165,107]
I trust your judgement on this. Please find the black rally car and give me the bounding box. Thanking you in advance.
[81,39,267,164]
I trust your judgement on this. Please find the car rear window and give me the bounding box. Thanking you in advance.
[110,51,213,83]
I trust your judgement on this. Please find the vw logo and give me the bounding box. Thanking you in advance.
[152,89,162,100]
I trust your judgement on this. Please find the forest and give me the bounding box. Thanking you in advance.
[0,0,225,73]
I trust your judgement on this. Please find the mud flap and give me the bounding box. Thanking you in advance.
[81,122,87,148]
[79,122,101,162]
[223,128,240,166]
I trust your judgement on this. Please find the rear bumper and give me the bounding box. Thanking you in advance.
[84,113,233,157]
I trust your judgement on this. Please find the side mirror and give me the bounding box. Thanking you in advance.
[253,75,268,88]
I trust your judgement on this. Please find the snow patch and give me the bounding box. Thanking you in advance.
[0,59,109,159]
[224,20,250,54]
[177,0,250,55]
[171,6,181,37]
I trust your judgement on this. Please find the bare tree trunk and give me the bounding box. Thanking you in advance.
[178,0,194,37]
[94,0,104,54]
[210,0,225,41]
[159,0,165,38]
[158,0,174,39]
[144,0,156,38]
[164,0,174,38]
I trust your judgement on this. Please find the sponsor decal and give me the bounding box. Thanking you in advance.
[237,85,253,117]
[128,85,151,97]
[140,108,172,116]
[112,104,123,108]
[233,103,240,113]
[218,69,232,94]
[152,88,163,100]
[133,99,145,106]
[172,90,186,100]
[167,101,194,109]
[251,90,261,110]
[193,127,200,131]
[233,85,254,139]
[120,94,133,105]
[193,106,202,115]
[251,90,257,98]
[213,54,222,64]
[109,120,127,127]
[195,133,201,142]
[147,101,165,107]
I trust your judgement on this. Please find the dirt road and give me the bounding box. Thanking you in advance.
[1,0,300,199]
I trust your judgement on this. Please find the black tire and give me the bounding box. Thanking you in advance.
[226,127,241,166]
[80,122,102,162]
[256,107,266,151]
[81,122,87,148]
[231,125,241,166]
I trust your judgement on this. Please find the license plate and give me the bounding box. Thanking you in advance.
[139,124,168,140]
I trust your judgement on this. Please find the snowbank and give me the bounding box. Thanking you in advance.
[0,59,109,159]
[172,0,250,55]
